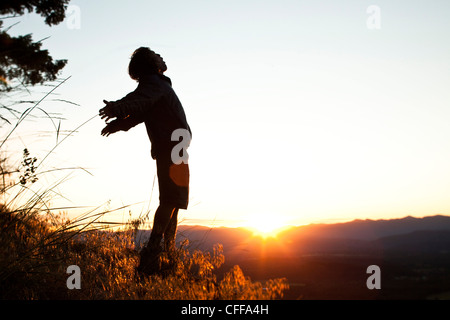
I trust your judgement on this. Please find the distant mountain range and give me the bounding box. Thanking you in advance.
[134,215,450,299]
[136,215,450,260]
[282,214,450,240]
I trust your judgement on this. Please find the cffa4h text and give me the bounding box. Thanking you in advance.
[181,304,269,317]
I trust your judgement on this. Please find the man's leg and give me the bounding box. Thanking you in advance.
[138,204,176,274]
[147,204,176,250]
[164,208,179,251]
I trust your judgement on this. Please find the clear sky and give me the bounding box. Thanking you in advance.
[2,0,450,229]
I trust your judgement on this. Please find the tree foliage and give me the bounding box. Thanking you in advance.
[0,0,70,90]
[0,0,70,26]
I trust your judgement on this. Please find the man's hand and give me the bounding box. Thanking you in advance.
[99,100,116,122]
[101,120,120,137]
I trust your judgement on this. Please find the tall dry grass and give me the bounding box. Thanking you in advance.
[0,79,289,300]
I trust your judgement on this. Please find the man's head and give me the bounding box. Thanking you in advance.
[128,47,167,81]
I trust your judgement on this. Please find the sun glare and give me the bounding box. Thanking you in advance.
[245,214,290,239]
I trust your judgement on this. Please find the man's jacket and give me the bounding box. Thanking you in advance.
[108,73,191,160]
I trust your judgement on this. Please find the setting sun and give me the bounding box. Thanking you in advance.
[245,213,290,238]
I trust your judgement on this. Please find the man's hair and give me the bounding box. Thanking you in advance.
[128,47,167,81]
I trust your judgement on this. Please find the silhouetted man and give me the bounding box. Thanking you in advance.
[99,47,191,274]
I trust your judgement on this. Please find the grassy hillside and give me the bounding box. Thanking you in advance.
[0,205,288,300]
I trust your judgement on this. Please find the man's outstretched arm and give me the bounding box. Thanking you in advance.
[100,115,142,137]
[99,89,163,121]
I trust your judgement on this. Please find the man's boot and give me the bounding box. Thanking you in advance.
[137,235,163,275]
